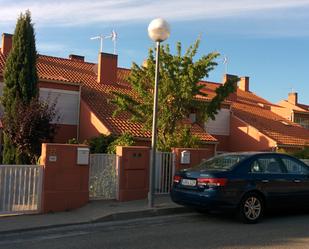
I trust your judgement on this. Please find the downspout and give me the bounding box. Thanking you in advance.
[76,84,82,142]
[214,143,218,156]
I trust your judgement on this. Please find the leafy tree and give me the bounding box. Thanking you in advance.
[111,39,237,151]
[277,145,309,159]
[87,134,116,153]
[3,99,59,164]
[291,146,309,159]
[1,11,57,164]
[107,133,135,154]
[67,138,79,144]
[169,126,200,149]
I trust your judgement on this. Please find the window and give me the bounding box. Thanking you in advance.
[281,157,309,175]
[204,109,230,135]
[250,161,264,173]
[196,154,248,171]
[294,116,309,129]
[250,156,283,174]
[39,88,80,125]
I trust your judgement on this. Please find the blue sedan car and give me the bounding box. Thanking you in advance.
[170,152,309,223]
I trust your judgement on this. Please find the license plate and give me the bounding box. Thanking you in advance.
[181,179,196,186]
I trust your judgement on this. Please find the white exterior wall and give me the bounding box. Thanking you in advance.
[205,108,230,136]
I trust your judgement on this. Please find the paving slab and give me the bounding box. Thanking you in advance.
[0,196,192,234]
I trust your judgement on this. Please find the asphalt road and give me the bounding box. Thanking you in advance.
[2,211,309,249]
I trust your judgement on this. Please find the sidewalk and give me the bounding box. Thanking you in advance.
[0,196,191,234]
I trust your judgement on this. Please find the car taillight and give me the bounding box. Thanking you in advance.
[197,178,227,187]
[173,175,182,183]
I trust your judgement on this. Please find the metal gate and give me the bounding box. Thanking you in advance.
[155,152,175,194]
[0,165,43,215]
[89,154,118,200]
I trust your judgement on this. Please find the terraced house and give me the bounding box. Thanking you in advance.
[271,91,309,130]
[0,32,308,153]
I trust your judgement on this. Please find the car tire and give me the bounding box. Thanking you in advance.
[238,193,264,224]
[195,207,209,214]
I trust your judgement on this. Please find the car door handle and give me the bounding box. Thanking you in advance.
[261,180,269,183]
[294,180,301,183]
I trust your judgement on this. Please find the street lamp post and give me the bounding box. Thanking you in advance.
[147,18,170,208]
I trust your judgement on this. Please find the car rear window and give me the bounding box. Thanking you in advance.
[195,154,248,171]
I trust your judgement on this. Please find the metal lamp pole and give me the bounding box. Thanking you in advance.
[147,18,170,208]
[148,41,160,208]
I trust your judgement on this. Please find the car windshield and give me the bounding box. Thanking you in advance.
[195,154,249,171]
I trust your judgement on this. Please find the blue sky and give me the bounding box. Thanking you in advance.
[0,0,308,104]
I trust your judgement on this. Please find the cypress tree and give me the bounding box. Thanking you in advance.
[2,10,38,164]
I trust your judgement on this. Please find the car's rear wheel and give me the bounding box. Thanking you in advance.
[238,193,264,224]
[195,207,209,214]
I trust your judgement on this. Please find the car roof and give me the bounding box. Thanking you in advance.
[219,152,271,156]
[218,152,290,157]
[218,152,304,161]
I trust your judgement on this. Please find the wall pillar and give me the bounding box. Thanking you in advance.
[116,146,150,202]
[172,146,215,170]
[40,143,90,213]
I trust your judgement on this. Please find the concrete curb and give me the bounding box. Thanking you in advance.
[0,206,193,235]
[93,206,192,223]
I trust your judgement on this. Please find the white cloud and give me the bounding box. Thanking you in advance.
[0,0,309,27]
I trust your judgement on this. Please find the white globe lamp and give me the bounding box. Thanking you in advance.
[148,18,170,42]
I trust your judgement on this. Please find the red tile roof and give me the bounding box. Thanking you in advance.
[277,99,309,114]
[185,122,218,142]
[233,101,309,146]
[298,103,309,112]
[0,52,5,74]
[199,80,309,146]
[1,51,308,147]
[0,52,216,142]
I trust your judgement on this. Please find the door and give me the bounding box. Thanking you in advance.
[249,155,293,208]
[89,154,118,200]
[279,155,309,207]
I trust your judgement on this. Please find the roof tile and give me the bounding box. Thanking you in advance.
[0,52,216,142]
[1,51,307,146]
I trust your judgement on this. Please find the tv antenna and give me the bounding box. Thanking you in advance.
[90,30,118,54]
[223,55,228,74]
[90,34,104,53]
[105,29,118,54]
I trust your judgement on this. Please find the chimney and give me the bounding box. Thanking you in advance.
[69,54,84,62]
[288,92,298,105]
[223,74,238,88]
[1,33,13,56]
[223,74,238,101]
[239,76,249,92]
[97,52,118,84]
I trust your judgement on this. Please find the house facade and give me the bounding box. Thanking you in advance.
[271,91,309,130]
[0,32,308,153]
[0,33,81,143]
[196,75,309,153]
